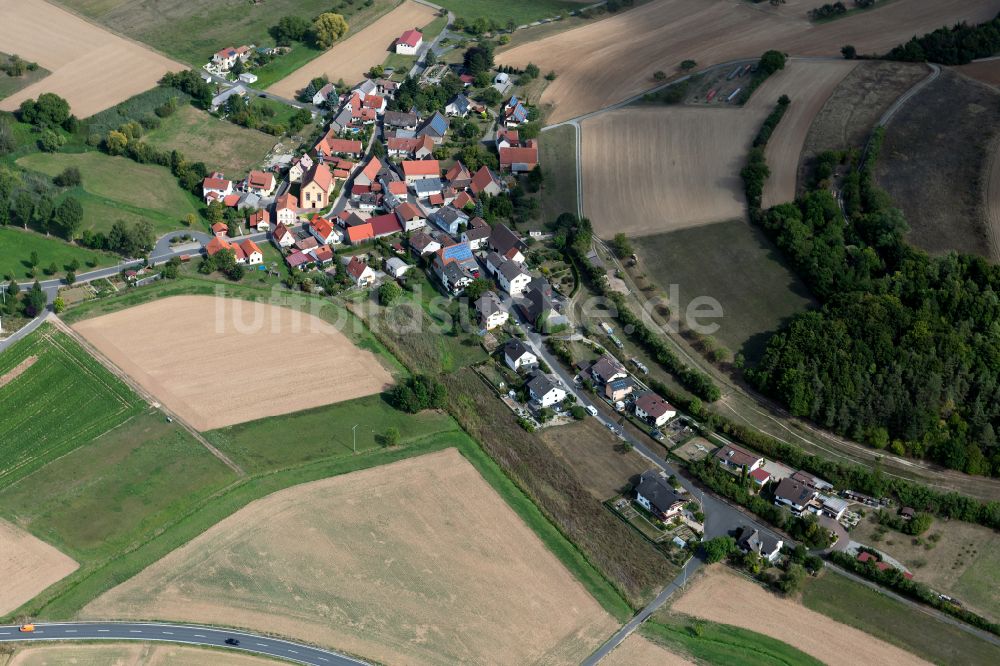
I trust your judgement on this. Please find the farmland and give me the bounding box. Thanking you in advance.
[0,519,77,616]
[538,124,579,222]
[0,325,143,490]
[801,569,1000,665]
[875,69,1000,260]
[0,227,118,281]
[0,0,180,118]
[16,152,201,237]
[143,105,278,175]
[630,220,814,363]
[73,295,396,431]
[499,0,998,123]
[580,59,857,237]
[0,53,50,102]
[83,448,619,666]
[540,416,648,500]
[604,634,692,666]
[672,565,930,665]
[6,643,280,666]
[956,59,1000,88]
[267,1,437,100]
[435,0,589,24]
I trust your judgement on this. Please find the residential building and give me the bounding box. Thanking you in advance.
[497,260,531,296]
[437,260,474,295]
[384,110,418,130]
[475,291,508,331]
[504,339,537,371]
[244,170,276,197]
[634,392,676,427]
[590,355,628,384]
[496,127,520,149]
[527,372,567,408]
[355,157,382,187]
[368,212,403,238]
[312,82,338,106]
[488,223,526,265]
[409,231,440,256]
[394,202,426,231]
[461,217,491,250]
[310,215,340,245]
[417,111,449,143]
[413,177,444,199]
[202,172,233,202]
[301,163,334,210]
[314,130,363,159]
[274,192,298,226]
[247,209,270,232]
[469,165,502,197]
[402,160,441,184]
[503,96,529,127]
[345,256,375,287]
[384,257,411,279]
[714,443,764,473]
[395,28,423,55]
[446,93,472,117]
[211,222,228,238]
[773,478,817,516]
[749,468,771,491]
[605,378,634,402]
[286,250,312,270]
[445,161,472,189]
[239,239,263,265]
[635,471,685,521]
[517,279,568,331]
[313,245,334,266]
[737,527,783,563]
[429,206,469,235]
[500,142,539,173]
[273,222,295,248]
[817,494,849,521]
[346,222,375,245]
[212,45,251,70]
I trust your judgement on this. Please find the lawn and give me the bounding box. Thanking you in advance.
[143,105,277,175]
[16,151,201,237]
[0,325,144,490]
[0,53,50,101]
[642,615,824,666]
[631,219,815,364]
[953,546,1000,626]
[801,569,1000,665]
[205,393,465,474]
[435,1,585,24]
[0,227,118,280]
[538,124,578,223]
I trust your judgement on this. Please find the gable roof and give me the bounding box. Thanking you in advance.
[205,236,232,256]
[453,191,474,210]
[239,238,262,256]
[384,110,418,127]
[713,443,762,469]
[636,471,684,514]
[402,160,441,178]
[346,256,370,280]
[394,202,424,221]
[359,157,382,182]
[499,145,539,167]
[315,129,362,155]
[475,291,504,317]
[527,372,561,399]
[489,223,525,255]
[398,28,423,47]
[274,222,292,242]
[409,231,438,252]
[246,170,274,189]
[504,339,534,362]
[499,260,528,282]
[418,111,449,138]
[313,245,334,262]
[311,215,335,239]
[369,213,402,237]
[590,355,626,382]
[738,526,782,556]
[773,477,816,506]
[275,192,298,210]
[469,165,500,194]
[635,392,674,419]
[445,161,471,184]
[303,162,334,192]
[346,223,375,243]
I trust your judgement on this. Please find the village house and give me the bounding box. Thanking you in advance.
[527,372,567,408]
[589,355,628,384]
[502,96,529,127]
[409,231,440,256]
[288,154,314,183]
[497,260,531,296]
[286,250,312,271]
[301,163,334,210]
[202,172,233,203]
[205,237,262,265]
[394,202,427,231]
[247,209,270,232]
[634,392,676,427]
[363,93,387,115]
[749,468,771,492]
[496,127,520,149]
[384,257,412,279]
[309,215,341,245]
[475,291,509,331]
[395,28,423,55]
[737,527,783,563]
[461,216,491,250]
[388,134,435,160]
[368,212,403,238]
[274,192,298,226]
[273,222,295,248]
[417,111,450,144]
[429,206,468,235]
[244,170,276,197]
[239,239,264,265]
[714,443,764,473]
[504,339,538,371]
[313,245,334,266]
[453,190,475,212]
[212,45,251,71]
[488,223,526,264]
[772,478,817,516]
[315,130,363,160]
[413,177,444,200]
[312,82,338,107]
[635,471,685,521]
[346,222,375,245]
[445,93,473,117]
[432,242,477,295]
[817,494,849,520]
[295,236,320,254]
[518,278,568,331]
[605,378,634,402]
[211,222,228,238]
[445,161,473,189]
[384,110,418,130]
[355,158,382,188]
[402,160,441,185]
[499,142,540,173]
[469,165,503,198]
[345,256,376,287]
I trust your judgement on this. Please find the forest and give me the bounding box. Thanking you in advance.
[886,12,1000,64]
[748,131,1000,476]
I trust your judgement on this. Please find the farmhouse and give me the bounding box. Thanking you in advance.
[402,160,441,185]
[202,172,233,202]
[395,28,423,55]
[737,527,783,563]
[714,443,764,473]
[394,202,426,231]
[504,339,537,371]
[345,256,375,287]
[417,112,449,143]
[368,213,403,238]
[315,130,363,159]
[384,110,418,130]
[500,143,539,173]
[301,163,334,210]
[634,392,676,427]
[273,222,295,248]
[310,215,341,245]
[213,45,251,71]
[244,171,276,197]
[503,97,529,127]
[275,193,298,226]
[346,222,375,245]
[475,291,509,331]
[446,161,473,189]
[635,471,685,521]
[772,478,817,516]
[470,165,503,197]
[527,372,567,408]
[488,224,526,263]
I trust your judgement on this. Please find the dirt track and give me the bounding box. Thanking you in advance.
[83,448,617,666]
[0,0,181,117]
[0,518,78,616]
[500,0,1000,123]
[582,60,854,236]
[671,565,931,666]
[72,296,394,431]
[267,1,436,99]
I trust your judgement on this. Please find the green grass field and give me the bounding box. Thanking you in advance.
[642,615,824,666]
[953,546,1000,623]
[0,227,118,280]
[0,325,144,490]
[632,219,815,364]
[206,394,464,474]
[143,105,276,175]
[0,53,50,101]
[16,152,201,237]
[538,124,577,224]
[435,0,584,24]
[801,570,1000,665]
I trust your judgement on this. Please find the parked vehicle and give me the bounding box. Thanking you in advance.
[586,405,598,417]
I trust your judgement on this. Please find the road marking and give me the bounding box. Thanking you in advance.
[318,658,328,662]
[162,631,173,635]
[129,630,142,633]
[256,643,268,647]
[0,632,10,635]
[64,629,77,633]
[98,629,110,633]
[288,649,298,654]
[194,634,206,638]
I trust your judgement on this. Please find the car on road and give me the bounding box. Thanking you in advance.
[225,638,240,646]
[586,405,598,417]
[19,624,35,633]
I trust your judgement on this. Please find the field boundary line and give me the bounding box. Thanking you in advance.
[48,316,246,477]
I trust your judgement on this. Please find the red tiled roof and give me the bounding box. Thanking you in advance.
[394,202,423,220]
[248,210,270,226]
[469,165,497,194]
[369,213,402,237]
[211,222,228,235]
[240,239,262,257]
[274,222,292,241]
[749,468,770,483]
[363,94,385,109]
[397,28,422,47]
[346,256,370,279]
[313,245,334,262]
[247,170,274,190]
[275,192,297,210]
[360,157,381,182]
[222,194,240,207]
[311,215,335,240]
[428,193,444,206]
[315,129,363,155]
[446,161,470,183]
[387,181,408,195]
[499,146,539,167]
[636,392,674,418]
[205,236,231,256]
[303,162,334,192]
[202,176,230,191]
[346,223,374,243]
[352,184,371,196]
[453,191,474,210]
[402,160,440,178]
[286,251,311,267]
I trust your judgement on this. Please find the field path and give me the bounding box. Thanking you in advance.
[49,315,245,477]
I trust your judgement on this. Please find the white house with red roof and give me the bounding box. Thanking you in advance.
[212,46,251,71]
[315,128,363,159]
[345,256,376,287]
[247,209,270,232]
[240,239,264,265]
[202,172,233,203]
[309,215,341,245]
[211,222,228,238]
[401,160,441,185]
[499,141,539,173]
[469,165,502,197]
[395,28,423,55]
[244,170,276,197]
[394,202,426,231]
[288,154,314,183]
[274,192,298,226]
[634,392,676,427]
[273,222,295,248]
[355,157,382,187]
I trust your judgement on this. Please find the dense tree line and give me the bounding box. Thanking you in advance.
[159,71,213,110]
[886,12,1000,64]
[390,374,447,413]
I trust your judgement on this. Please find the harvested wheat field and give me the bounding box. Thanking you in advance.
[267,1,436,99]
[500,0,998,123]
[0,518,78,615]
[603,634,693,666]
[0,0,181,117]
[672,565,929,666]
[72,296,394,431]
[9,643,280,666]
[83,448,617,666]
[582,60,854,236]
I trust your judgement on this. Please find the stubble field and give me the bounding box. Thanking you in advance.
[72,296,394,431]
[0,0,181,117]
[499,0,999,123]
[0,518,78,616]
[671,565,930,665]
[6,643,280,666]
[83,448,618,666]
[604,634,693,666]
[267,1,437,99]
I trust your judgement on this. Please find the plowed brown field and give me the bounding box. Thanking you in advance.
[0,518,78,615]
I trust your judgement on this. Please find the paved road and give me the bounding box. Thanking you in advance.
[0,622,366,666]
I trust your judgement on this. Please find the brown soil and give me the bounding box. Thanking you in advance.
[0,518,78,616]
[798,60,929,191]
[9,643,282,665]
[499,0,998,123]
[955,59,1000,89]
[604,634,694,666]
[72,296,394,431]
[82,449,618,666]
[671,565,931,666]
[540,417,649,500]
[267,1,436,99]
[0,356,37,389]
[875,68,1000,260]
[0,0,182,117]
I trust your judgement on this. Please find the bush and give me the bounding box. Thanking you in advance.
[53,166,82,187]
[390,374,447,413]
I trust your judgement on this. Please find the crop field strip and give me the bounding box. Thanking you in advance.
[0,325,143,489]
